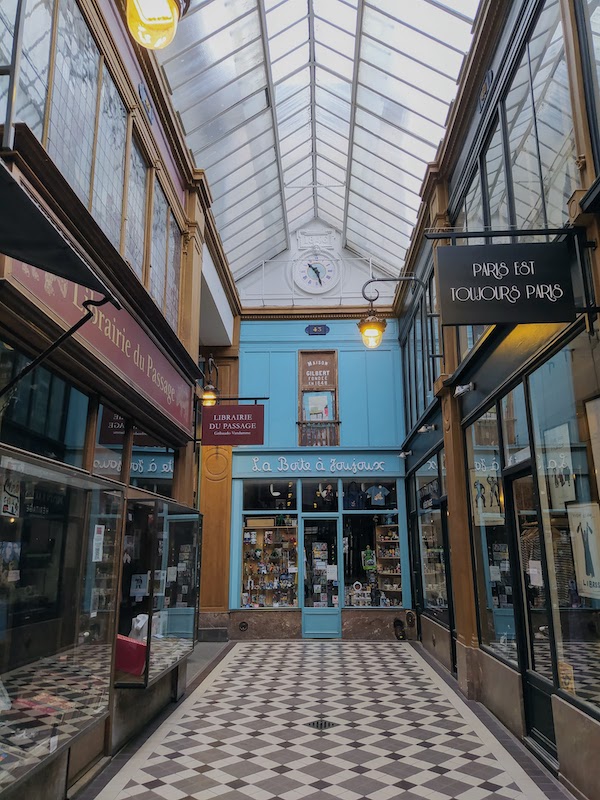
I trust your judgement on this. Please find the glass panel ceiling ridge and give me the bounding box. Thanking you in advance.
[156,0,481,286]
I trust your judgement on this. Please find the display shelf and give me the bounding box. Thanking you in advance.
[375,524,402,607]
[241,522,298,608]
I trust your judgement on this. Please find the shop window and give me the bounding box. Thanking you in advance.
[343,515,401,607]
[242,480,296,512]
[0,448,123,789]
[47,0,100,206]
[484,120,510,236]
[241,516,298,608]
[465,408,516,664]
[501,383,530,467]
[298,351,339,446]
[416,466,449,625]
[93,405,126,481]
[116,495,199,686]
[580,0,600,169]
[529,330,600,711]
[302,480,339,512]
[341,479,396,511]
[0,340,88,467]
[165,213,182,331]
[150,177,169,309]
[130,426,175,498]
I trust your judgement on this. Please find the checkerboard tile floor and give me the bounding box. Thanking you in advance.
[93,642,573,800]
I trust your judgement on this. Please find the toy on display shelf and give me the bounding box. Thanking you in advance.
[241,520,298,608]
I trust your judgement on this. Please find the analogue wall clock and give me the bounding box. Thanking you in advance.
[293,257,340,294]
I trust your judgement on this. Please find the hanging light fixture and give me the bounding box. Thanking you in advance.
[200,354,219,407]
[357,309,387,349]
[126,0,189,50]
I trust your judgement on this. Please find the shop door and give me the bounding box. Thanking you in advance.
[301,518,341,638]
[507,472,557,758]
[440,497,458,674]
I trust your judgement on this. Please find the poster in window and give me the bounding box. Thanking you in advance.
[469,469,503,527]
[0,471,19,518]
[566,502,600,600]
[302,391,332,421]
[585,397,600,495]
[543,423,576,510]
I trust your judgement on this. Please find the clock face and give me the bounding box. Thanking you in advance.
[294,258,340,294]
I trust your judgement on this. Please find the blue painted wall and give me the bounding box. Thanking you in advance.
[239,319,403,449]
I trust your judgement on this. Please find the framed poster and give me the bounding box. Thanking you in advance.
[469,469,503,526]
[566,502,600,599]
[585,397,600,491]
[544,423,576,509]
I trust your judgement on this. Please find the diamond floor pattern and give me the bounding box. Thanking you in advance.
[91,641,574,800]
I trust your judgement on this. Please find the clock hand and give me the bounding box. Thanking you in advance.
[308,263,322,285]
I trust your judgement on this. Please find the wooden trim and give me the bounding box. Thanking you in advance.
[89,54,105,212]
[119,113,134,255]
[41,0,60,148]
[82,396,100,473]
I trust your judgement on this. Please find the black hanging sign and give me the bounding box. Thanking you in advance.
[437,242,576,326]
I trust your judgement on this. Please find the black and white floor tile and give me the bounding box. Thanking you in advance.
[92,642,574,800]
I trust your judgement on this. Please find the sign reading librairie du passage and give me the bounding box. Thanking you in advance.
[437,242,576,326]
[202,405,264,446]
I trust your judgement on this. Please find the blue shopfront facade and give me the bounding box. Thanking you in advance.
[227,319,414,639]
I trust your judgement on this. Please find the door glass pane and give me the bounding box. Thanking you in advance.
[513,475,553,679]
[466,409,517,664]
[303,520,338,608]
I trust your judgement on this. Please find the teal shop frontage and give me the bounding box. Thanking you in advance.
[229,450,414,640]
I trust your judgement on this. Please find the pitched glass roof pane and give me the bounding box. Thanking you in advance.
[233,236,287,275]
[314,42,354,80]
[285,172,312,202]
[281,138,312,172]
[320,206,344,230]
[349,176,416,225]
[355,106,437,163]
[163,43,264,116]
[352,144,422,195]
[314,0,358,35]
[222,209,284,253]
[314,18,356,60]
[362,6,465,76]
[287,187,313,212]
[216,178,281,228]
[347,217,401,254]
[288,197,315,225]
[274,66,310,104]
[283,155,313,184]
[228,224,285,263]
[279,107,312,140]
[357,84,445,144]
[207,130,275,186]
[316,156,346,184]
[318,140,348,169]
[315,122,349,156]
[315,105,350,138]
[351,161,419,212]
[179,64,267,122]
[266,0,307,37]
[377,0,473,48]
[289,210,315,231]
[211,148,277,203]
[358,58,449,125]
[348,200,412,242]
[220,193,283,241]
[268,18,309,62]
[163,14,261,89]
[276,86,311,122]
[315,67,352,102]
[353,123,426,180]
[163,0,256,53]
[315,87,351,123]
[319,187,344,210]
[360,37,457,96]
[279,125,311,158]
[272,42,310,83]
[213,162,280,216]
[181,89,267,143]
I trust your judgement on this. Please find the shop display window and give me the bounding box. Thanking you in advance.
[94,405,126,481]
[241,516,298,608]
[0,448,122,791]
[343,515,401,607]
[130,426,175,498]
[242,480,296,511]
[302,480,339,512]
[0,340,88,468]
[529,330,600,711]
[116,493,199,687]
[466,408,516,664]
[414,466,449,625]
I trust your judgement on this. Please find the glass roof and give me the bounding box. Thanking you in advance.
[157,0,481,281]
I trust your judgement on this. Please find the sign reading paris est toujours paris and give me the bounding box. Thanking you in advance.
[437,242,576,326]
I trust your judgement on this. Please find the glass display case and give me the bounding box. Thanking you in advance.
[241,517,298,608]
[115,491,200,688]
